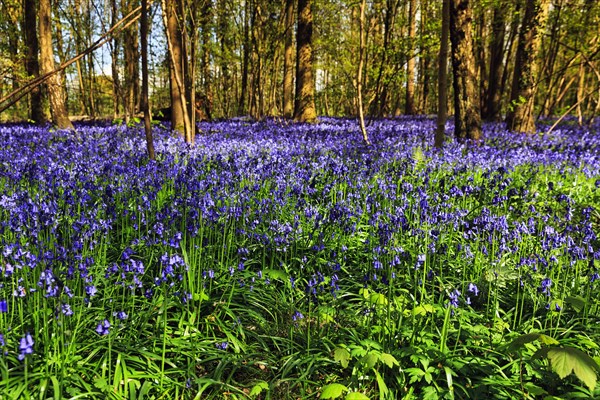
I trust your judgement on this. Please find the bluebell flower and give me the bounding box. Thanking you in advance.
[0,300,7,313]
[467,283,479,296]
[292,310,304,321]
[18,333,34,360]
[448,289,461,308]
[114,311,128,320]
[85,285,97,297]
[96,320,110,335]
[61,303,73,316]
[215,342,228,350]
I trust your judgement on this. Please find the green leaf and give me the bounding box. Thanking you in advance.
[412,304,434,317]
[380,353,399,368]
[249,380,269,397]
[334,347,351,369]
[565,296,587,313]
[538,334,559,346]
[523,382,547,396]
[507,333,542,352]
[345,392,370,400]
[374,368,388,399]
[263,269,289,282]
[533,346,600,391]
[193,290,209,302]
[362,352,379,369]
[93,376,109,391]
[321,383,349,399]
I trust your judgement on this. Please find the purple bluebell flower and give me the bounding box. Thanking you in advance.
[114,311,128,320]
[467,283,479,296]
[96,320,111,335]
[292,310,304,321]
[61,303,73,316]
[0,300,7,313]
[215,341,228,350]
[448,289,461,308]
[18,333,34,360]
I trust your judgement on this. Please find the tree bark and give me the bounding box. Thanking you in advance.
[435,0,449,148]
[449,0,481,142]
[357,0,370,145]
[140,0,155,160]
[506,0,549,133]
[482,5,506,121]
[39,0,73,129]
[122,0,140,123]
[294,0,316,123]
[405,0,417,115]
[162,0,188,137]
[282,0,294,118]
[24,0,46,123]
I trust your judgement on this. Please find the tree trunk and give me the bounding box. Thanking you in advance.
[506,0,549,133]
[110,0,121,120]
[163,0,187,136]
[282,0,294,118]
[24,0,46,123]
[482,5,506,121]
[238,0,250,115]
[357,0,370,145]
[39,0,73,129]
[449,0,481,142]
[294,0,317,123]
[405,0,417,115]
[435,0,449,148]
[122,0,140,123]
[140,0,155,160]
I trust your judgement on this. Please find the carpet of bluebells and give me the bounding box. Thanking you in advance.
[0,117,599,399]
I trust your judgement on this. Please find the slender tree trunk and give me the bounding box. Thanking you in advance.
[110,0,121,119]
[140,0,155,160]
[238,0,250,115]
[405,0,417,115]
[122,0,140,122]
[294,0,317,123]
[506,0,549,133]
[357,0,370,145]
[217,0,233,118]
[24,0,46,123]
[449,0,481,142]
[282,0,294,118]
[162,0,187,136]
[39,0,73,129]
[435,0,449,148]
[482,5,506,121]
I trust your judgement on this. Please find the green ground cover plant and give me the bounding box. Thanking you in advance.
[0,117,599,399]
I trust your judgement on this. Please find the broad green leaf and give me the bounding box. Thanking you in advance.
[193,290,209,302]
[565,296,586,313]
[334,347,351,369]
[534,346,600,391]
[263,269,289,282]
[321,383,349,399]
[249,380,269,397]
[507,333,542,352]
[538,334,559,346]
[412,304,434,317]
[380,353,399,368]
[523,382,547,396]
[363,352,379,369]
[369,292,388,306]
[345,392,370,400]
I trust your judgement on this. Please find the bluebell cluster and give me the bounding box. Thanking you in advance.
[0,117,598,363]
